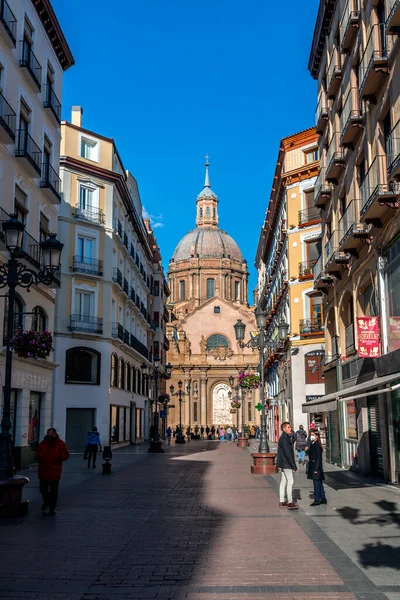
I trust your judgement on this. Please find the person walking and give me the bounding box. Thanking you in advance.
[166,426,172,446]
[307,430,327,506]
[211,425,215,439]
[206,425,210,438]
[35,428,69,515]
[276,422,298,510]
[200,425,205,439]
[85,426,102,468]
[186,426,191,441]
[219,426,225,441]
[295,425,307,464]
[226,426,233,442]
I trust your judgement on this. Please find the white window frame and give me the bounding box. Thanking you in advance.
[79,133,99,162]
[77,180,99,211]
[71,280,99,320]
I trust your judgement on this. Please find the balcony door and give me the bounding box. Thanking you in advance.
[75,290,94,327]
[77,235,94,265]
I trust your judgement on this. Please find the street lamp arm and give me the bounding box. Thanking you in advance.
[0,260,58,291]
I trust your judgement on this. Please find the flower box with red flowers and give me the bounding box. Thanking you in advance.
[238,372,261,390]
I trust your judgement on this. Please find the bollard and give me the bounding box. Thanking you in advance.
[102,445,112,475]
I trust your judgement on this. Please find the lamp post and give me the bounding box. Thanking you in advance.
[141,360,172,453]
[170,380,186,444]
[0,215,63,516]
[186,381,191,435]
[234,310,287,474]
[235,384,240,433]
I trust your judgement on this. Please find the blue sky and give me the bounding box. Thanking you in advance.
[53,0,320,299]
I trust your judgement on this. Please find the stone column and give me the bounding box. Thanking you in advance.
[184,369,191,428]
[200,369,208,427]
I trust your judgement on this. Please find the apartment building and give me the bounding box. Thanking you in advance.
[255,128,325,442]
[53,107,168,450]
[305,0,400,482]
[0,0,73,467]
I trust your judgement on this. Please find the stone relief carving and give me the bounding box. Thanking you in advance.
[212,383,233,425]
[207,346,234,361]
[200,335,207,354]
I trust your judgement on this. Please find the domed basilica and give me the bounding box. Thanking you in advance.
[166,160,260,431]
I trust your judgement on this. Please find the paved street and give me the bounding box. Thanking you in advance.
[0,441,400,600]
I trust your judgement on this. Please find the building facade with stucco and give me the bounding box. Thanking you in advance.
[166,161,260,433]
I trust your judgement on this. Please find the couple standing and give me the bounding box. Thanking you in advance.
[277,422,326,509]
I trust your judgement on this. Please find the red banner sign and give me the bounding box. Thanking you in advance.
[356,317,381,358]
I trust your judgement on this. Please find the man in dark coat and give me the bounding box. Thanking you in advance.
[276,422,298,510]
[35,428,69,515]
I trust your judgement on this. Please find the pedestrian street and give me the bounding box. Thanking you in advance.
[1,440,400,600]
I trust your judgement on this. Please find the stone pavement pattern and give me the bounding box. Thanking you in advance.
[0,440,399,600]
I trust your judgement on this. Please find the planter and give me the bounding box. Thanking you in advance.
[237,437,249,448]
[250,453,277,475]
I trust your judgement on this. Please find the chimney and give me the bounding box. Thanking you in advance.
[71,106,83,127]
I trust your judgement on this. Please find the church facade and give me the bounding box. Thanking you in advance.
[166,161,260,431]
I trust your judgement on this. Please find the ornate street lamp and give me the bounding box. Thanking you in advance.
[0,215,63,516]
[234,308,277,475]
[278,320,290,342]
[170,380,186,444]
[141,359,172,453]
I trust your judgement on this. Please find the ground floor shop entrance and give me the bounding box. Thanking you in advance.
[368,396,384,478]
[65,408,95,451]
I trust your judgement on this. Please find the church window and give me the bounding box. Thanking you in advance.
[207,278,215,299]
[206,334,229,350]
[235,281,240,301]
[179,280,186,300]
[206,206,211,217]
[193,402,198,421]
[213,207,216,218]
[199,207,203,218]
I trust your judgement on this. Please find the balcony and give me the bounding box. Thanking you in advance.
[19,40,42,91]
[324,336,340,366]
[314,168,333,207]
[123,232,128,249]
[338,199,368,252]
[112,323,124,341]
[360,155,399,222]
[123,277,129,295]
[0,91,16,144]
[326,133,345,182]
[298,206,321,227]
[74,204,105,225]
[300,318,324,337]
[0,0,16,46]
[345,323,356,355]
[359,24,390,101]
[164,334,170,350]
[112,267,123,287]
[325,230,350,274]
[130,287,136,303]
[40,162,61,203]
[316,91,328,134]
[386,0,400,34]
[43,84,61,124]
[113,219,122,237]
[124,329,130,345]
[15,129,42,177]
[340,0,360,54]
[69,315,103,335]
[327,47,342,97]
[130,244,135,261]
[387,119,400,180]
[72,256,103,276]
[340,87,363,146]
[299,259,317,280]
[130,333,149,360]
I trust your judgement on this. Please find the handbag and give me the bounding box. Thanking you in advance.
[83,447,89,460]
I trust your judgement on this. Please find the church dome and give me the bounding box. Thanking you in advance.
[172,228,243,262]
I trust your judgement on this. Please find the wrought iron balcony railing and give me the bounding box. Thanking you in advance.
[40,162,61,201]
[130,333,149,359]
[72,256,103,276]
[298,206,321,226]
[15,129,42,175]
[0,0,17,45]
[43,84,61,123]
[360,154,398,216]
[359,24,390,97]
[20,40,42,90]
[386,119,400,176]
[112,267,123,287]
[112,323,124,341]
[299,259,317,279]
[0,91,16,141]
[69,315,103,334]
[300,318,324,336]
[74,204,105,224]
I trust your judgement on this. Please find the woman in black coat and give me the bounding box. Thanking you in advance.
[307,430,327,506]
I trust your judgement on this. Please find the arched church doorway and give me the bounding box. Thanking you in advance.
[212,383,233,425]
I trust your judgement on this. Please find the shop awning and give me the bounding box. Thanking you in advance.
[302,372,400,413]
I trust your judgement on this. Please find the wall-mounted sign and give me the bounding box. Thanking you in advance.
[356,317,381,358]
[305,351,324,384]
[346,400,357,439]
[306,395,323,402]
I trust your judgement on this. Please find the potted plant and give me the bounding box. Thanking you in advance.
[238,372,261,390]
[231,400,241,409]
[11,329,53,360]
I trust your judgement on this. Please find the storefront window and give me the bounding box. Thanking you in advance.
[28,392,40,449]
[346,400,357,440]
[386,237,400,352]
[2,389,17,441]
[110,405,119,443]
[136,408,143,439]
[119,407,125,441]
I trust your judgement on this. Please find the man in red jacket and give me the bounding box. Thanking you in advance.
[35,428,69,515]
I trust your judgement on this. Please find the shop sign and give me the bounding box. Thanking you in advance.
[306,395,323,402]
[346,400,357,439]
[356,317,381,358]
[389,316,400,351]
